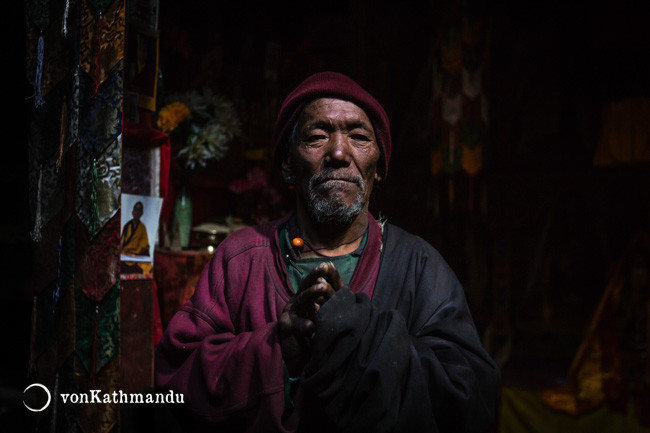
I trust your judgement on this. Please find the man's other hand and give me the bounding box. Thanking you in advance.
[278,261,343,376]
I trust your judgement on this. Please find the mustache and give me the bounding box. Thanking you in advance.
[309,170,364,188]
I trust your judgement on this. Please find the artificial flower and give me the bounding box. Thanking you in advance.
[157,101,190,134]
[157,89,242,170]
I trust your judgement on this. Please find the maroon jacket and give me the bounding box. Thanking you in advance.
[155,212,500,432]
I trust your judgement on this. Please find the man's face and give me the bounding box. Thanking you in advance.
[132,203,143,221]
[286,98,381,224]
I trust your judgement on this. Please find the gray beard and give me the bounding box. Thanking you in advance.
[307,172,366,225]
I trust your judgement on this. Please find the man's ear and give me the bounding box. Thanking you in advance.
[281,156,292,180]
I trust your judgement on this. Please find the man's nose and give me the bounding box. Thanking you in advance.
[325,132,351,167]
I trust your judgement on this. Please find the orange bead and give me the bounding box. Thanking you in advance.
[291,237,304,248]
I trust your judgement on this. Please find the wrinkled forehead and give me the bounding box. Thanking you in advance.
[296,98,375,133]
[297,98,374,130]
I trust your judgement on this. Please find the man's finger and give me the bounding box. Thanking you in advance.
[298,261,330,292]
[322,264,345,291]
[292,281,333,314]
[298,261,344,292]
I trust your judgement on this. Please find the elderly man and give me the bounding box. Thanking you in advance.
[155,72,500,432]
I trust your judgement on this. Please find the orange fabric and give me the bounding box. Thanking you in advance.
[122,220,150,256]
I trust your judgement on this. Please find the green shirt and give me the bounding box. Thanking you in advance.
[279,225,367,293]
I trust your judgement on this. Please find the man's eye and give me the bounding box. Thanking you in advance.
[350,134,371,141]
[303,135,326,143]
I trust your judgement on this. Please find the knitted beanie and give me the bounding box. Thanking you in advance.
[273,71,391,178]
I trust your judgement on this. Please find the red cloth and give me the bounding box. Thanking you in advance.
[273,71,392,178]
[152,279,163,347]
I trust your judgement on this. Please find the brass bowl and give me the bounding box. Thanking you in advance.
[192,222,230,253]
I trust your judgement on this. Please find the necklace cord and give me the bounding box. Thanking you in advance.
[288,215,367,258]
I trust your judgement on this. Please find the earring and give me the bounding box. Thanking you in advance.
[285,176,295,189]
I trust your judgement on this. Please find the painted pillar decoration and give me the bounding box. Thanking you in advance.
[430,0,489,215]
[26,0,124,431]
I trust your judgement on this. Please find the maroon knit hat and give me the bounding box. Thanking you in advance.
[273,71,391,178]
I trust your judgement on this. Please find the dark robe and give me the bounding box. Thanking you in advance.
[155,212,500,432]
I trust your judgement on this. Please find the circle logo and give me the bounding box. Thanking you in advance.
[23,383,52,412]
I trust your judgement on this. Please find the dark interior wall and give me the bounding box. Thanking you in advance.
[489,3,650,166]
[487,3,650,298]
[483,2,650,384]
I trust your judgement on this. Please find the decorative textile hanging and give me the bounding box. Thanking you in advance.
[461,66,483,99]
[78,61,123,157]
[35,33,46,107]
[93,13,104,97]
[442,93,462,126]
[61,0,71,37]
[440,21,462,74]
[76,62,122,238]
[54,217,75,311]
[89,159,99,236]
[25,0,67,29]
[31,166,44,242]
[24,0,66,96]
[54,265,77,369]
[29,217,76,376]
[28,156,67,243]
[461,94,486,176]
[29,191,75,299]
[87,0,116,14]
[57,99,67,170]
[75,136,121,237]
[66,0,83,142]
[74,349,120,433]
[430,0,489,214]
[25,2,70,107]
[75,281,119,378]
[27,80,70,242]
[69,65,82,145]
[462,144,483,177]
[75,214,121,302]
[29,295,37,374]
[28,77,74,161]
[49,354,77,433]
[26,0,125,431]
[26,16,77,241]
[79,0,125,95]
[32,282,62,370]
[74,356,120,433]
[54,235,64,312]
